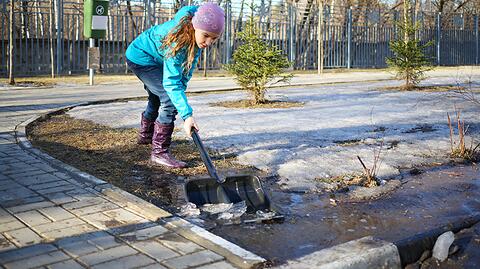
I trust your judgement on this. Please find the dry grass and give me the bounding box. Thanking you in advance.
[1,74,140,86]
[5,80,55,87]
[1,72,230,87]
[447,110,480,162]
[334,139,362,146]
[28,114,254,208]
[316,172,375,189]
[356,156,380,188]
[318,139,384,189]
[211,99,304,109]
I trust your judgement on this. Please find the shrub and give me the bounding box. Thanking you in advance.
[386,0,433,90]
[224,11,291,104]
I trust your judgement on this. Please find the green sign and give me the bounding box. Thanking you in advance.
[84,0,109,39]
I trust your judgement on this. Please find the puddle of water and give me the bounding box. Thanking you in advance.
[210,164,480,264]
[289,193,303,207]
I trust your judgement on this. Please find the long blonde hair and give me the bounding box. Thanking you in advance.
[161,16,196,73]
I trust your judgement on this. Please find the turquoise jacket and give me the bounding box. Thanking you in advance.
[126,6,202,120]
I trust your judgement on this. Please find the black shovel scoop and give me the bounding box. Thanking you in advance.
[185,129,271,213]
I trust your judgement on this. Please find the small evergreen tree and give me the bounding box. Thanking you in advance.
[224,5,291,104]
[386,0,433,90]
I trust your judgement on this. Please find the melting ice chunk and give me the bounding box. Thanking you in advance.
[201,203,233,214]
[217,201,247,220]
[178,202,200,217]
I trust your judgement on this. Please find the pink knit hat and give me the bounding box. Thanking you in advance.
[192,2,225,35]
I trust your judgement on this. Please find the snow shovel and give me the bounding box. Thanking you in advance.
[185,129,271,213]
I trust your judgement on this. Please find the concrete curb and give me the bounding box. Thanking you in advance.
[394,213,480,267]
[14,103,266,269]
[162,217,266,269]
[276,236,402,269]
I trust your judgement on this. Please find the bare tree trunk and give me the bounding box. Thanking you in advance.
[232,0,246,47]
[8,0,15,85]
[21,0,29,38]
[50,0,55,78]
[318,0,324,75]
[236,0,246,32]
[259,0,265,23]
[141,2,146,31]
[435,0,446,13]
[404,0,411,88]
[174,0,181,13]
[266,0,272,29]
[124,15,129,74]
[126,1,139,36]
[76,0,80,40]
[404,0,410,42]
[414,0,421,35]
[35,0,44,36]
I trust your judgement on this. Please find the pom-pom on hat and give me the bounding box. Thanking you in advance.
[192,2,225,35]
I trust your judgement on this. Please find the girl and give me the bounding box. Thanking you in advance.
[125,3,225,169]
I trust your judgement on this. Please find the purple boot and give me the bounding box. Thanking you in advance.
[151,122,187,168]
[137,113,155,144]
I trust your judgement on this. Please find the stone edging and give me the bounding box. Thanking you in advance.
[276,236,402,269]
[13,100,266,269]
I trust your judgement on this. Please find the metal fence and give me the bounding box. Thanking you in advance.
[1,0,479,77]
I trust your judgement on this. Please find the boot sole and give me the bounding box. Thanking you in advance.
[150,157,187,169]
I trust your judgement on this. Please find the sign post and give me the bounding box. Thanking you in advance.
[84,0,108,85]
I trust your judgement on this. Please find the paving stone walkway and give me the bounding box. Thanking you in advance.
[0,132,245,268]
[1,67,479,269]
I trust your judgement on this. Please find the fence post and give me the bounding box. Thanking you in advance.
[436,12,441,66]
[288,3,296,65]
[291,3,298,67]
[317,1,323,75]
[55,0,63,75]
[145,0,151,28]
[151,0,156,23]
[347,7,352,69]
[89,38,95,85]
[393,11,398,39]
[476,15,479,65]
[49,0,54,78]
[225,0,231,64]
[203,48,207,77]
[8,0,14,85]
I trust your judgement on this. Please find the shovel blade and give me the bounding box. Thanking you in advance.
[185,175,270,213]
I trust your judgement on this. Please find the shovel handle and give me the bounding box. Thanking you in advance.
[191,129,225,183]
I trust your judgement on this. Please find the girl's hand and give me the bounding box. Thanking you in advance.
[184,116,199,137]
